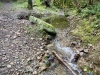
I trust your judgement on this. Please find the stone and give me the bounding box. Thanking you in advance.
[84,49,89,53]
[39,38,42,41]
[47,44,54,48]
[7,64,11,68]
[37,56,41,60]
[70,41,77,47]
[17,12,30,20]
[45,61,51,67]
[33,71,37,75]
[79,52,84,56]
[26,66,33,72]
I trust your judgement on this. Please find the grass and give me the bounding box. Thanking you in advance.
[71,19,99,45]
[71,2,100,45]
[13,2,28,9]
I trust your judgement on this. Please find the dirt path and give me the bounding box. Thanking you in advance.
[0,2,45,75]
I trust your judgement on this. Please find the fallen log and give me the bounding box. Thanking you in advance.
[29,16,56,35]
[52,51,77,75]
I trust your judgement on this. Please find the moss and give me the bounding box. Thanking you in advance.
[29,16,56,35]
[72,19,99,45]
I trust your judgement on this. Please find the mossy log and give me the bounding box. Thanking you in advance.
[29,16,56,35]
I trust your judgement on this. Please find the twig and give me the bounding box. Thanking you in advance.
[52,51,77,75]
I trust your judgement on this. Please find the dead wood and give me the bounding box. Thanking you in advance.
[52,51,77,75]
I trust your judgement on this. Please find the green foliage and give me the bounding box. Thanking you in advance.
[17,0,27,3]
[34,0,41,5]
[13,2,28,9]
[0,1,2,7]
[72,19,99,45]
[80,2,100,18]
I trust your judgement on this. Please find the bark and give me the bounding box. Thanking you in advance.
[28,0,33,9]
[89,0,94,5]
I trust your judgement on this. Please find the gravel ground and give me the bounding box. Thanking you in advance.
[0,2,46,75]
[0,2,73,75]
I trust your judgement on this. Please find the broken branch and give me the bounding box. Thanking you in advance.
[52,51,77,75]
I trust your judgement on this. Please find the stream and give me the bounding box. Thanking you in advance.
[44,16,82,75]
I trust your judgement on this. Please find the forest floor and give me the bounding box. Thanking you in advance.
[0,2,43,75]
[0,2,72,75]
[0,2,100,75]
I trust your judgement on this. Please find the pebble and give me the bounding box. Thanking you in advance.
[79,52,84,56]
[7,64,11,68]
[39,38,42,41]
[84,49,89,53]
[33,71,37,75]
[37,56,41,60]
[26,66,33,72]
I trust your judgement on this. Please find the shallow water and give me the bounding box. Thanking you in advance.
[47,16,82,75]
[43,16,69,30]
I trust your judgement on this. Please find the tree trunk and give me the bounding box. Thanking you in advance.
[89,0,94,5]
[28,0,33,9]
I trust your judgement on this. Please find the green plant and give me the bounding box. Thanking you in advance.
[0,1,2,7]
[13,2,28,9]
[72,19,99,45]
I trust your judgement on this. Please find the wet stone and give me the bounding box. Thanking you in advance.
[26,66,33,72]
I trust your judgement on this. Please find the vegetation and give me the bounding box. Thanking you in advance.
[27,0,33,9]
[0,1,2,6]
[13,1,28,9]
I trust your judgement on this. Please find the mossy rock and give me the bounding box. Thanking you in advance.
[29,16,56,35]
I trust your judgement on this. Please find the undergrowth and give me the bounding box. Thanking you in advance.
[71,2,100,45]
[0,1,2,7]
[13,2,28,9]
[70,2,100,74]
[72,19,99,45]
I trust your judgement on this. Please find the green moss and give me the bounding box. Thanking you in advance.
[29,16,56,35]
[13,2,28,9]
[72,19,99,45]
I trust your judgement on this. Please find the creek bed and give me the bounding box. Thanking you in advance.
[42,16,82,75]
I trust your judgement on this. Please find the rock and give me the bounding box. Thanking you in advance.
[45,61,51,67]
[47,35,53,40]
[79,52,84,56]
[73,53,80,62]
[37,56,41,60]
[33,71,37,75]
[26,66,33,72]
[70,41,77,47]
[30,37,35,40]
[36,52,41,56]
[47,43,54,48]
[17,12,30,20]
[39,62,47,71]
[7,64,11,68]
[48,57,54,62]
[39,38,42,41]
[84,49,89,54]
[40,64,47,71]
[88,44,93,47]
